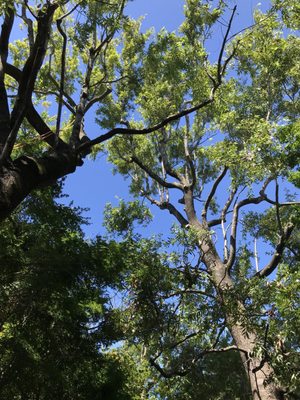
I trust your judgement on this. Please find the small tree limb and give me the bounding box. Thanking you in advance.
[254,223,294,278]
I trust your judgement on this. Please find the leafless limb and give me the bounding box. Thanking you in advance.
[131,156,183,190]
[184,114,196,188]
[158,128,183,181]
[21,4,34,50]
[217,6,237,82]
[202,167,228,224]
[254,238,259,273]
[225,177,274,271]
[48,74,77,110]
[142,192,188,228]
[84,88,112,113]
[161,289,215,300]
[274,179,283,234]
[149,345,248,378]
[5,63,68,150]
[34,89,76,115]
[254,223,294,278]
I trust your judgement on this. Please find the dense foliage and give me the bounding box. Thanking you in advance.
[0,184,133,399]
[0,1,299,399]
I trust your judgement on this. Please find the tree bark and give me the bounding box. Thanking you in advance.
[0,150,81,221]
[191,222,284,400]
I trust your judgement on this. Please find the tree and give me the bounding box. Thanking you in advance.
[0,1,299,399]
[0,183,134,399]
[0,0,243,220]
[101,2,299,399]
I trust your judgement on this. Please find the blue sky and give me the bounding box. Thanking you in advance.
[63,0,268,239]
[61,0,295,278]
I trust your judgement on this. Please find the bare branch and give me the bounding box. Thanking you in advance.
[69,49,95,147]
[21,4,34,50]
[157,128,183,182]
[254,238,259,273]
[48,73,77,110]
[202,167,228,223]
[217,6,237,82]
[275,179,283,234]
[149,345,248,378]
[184,114,196,188]
[131,156,183,190]
[162,289,215,300]
[254,223,294,278]
[4,63,69,150]
[225,177,273,271]
[143,193,188,228]
[84,88,112,113]
[78,97,214,152]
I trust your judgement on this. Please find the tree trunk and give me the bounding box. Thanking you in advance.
[0,151,81,221]
[230,324,284,400]
[194,226,284,400]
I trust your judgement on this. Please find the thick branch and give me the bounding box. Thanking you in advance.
[5,63,69,151]
[184,114,196,188]
[21,4,34,50]
[0,7,14,146]
[1,3,58,162]
[0,150,81,222]
[56,17,68,136]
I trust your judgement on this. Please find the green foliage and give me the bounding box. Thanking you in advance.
[0,183,133,399]
[104,198,152,235]
[1,0,300,398]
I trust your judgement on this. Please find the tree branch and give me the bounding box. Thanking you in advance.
[149,345,248,379]
[131,156,183,190]
[21,3,34,51]
[56,16,68,137]
[0,2,58,163]
[225,178,273,271]
[0,7,14,147]
[202,167,228,223]
[84,88,112,113]
[78,97,214,153]
[254,223,294,278]
[143,193,188,228]
[5,63,69,151]
[162,289,215,300]
[184,114,196,188]
[217,6,237,83]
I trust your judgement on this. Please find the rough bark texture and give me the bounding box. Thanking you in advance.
[181,184,285,400]
[199,234,285,400]
[0,151,81,221]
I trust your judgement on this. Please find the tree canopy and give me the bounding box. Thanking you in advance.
[0,1,299,399]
